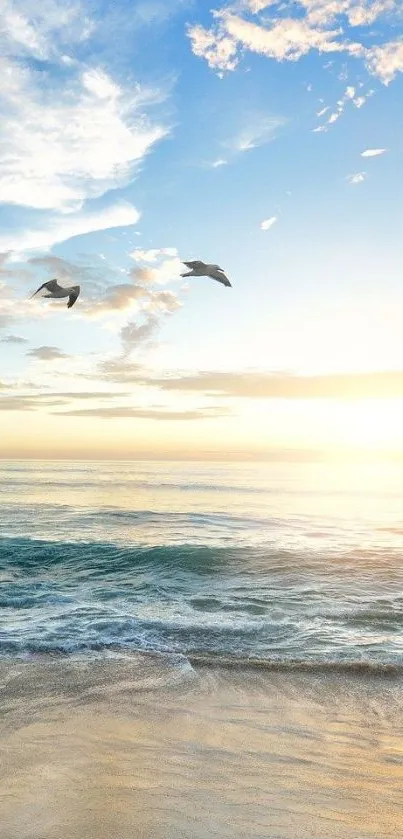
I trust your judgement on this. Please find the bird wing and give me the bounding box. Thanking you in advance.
[207,268,232,287]
[67,286,80,308]
[30,279,61,298]
[183,260,204,269]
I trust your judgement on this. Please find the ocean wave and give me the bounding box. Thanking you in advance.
[1,645,402,679]
[0,476,267,494]
[187,652,403,677]
[0,536,249,574]
[1,535,403,665]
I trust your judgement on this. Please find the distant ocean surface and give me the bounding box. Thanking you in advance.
[1,459,403,669]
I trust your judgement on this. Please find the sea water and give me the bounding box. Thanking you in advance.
[1,460,403,838]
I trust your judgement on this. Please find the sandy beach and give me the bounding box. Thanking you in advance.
[1,654,403,839]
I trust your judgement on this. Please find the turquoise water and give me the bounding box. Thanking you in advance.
[1,460,403,666]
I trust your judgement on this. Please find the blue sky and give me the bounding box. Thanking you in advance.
[1,0,403,458]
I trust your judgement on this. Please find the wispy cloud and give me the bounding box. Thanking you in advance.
[56,405,231,420]
[0,285,47,330]
[95,365,403,400]
[97,359,145,383]
[0,395,68,410]
[27,345,69,361]
[147,290,182,314]
[0,204,139,256]
[224,113,285,154]
[347,172,367,184]
[0,388,133,412]
[361,148,388,157]
[120,315,159,353]
[313,84,369,131]
[0,0,92,60]
[130,249,182,281]
[75,249,184,363]
[260,216,277,231]
[0,59,168,213]
[26,254,129,305]
[85,283,149,318]
[129,0,192,28]
[0,0,170,264]
[117,287,182,355]
[130,248,178,264]
[27,255,86,281]
[0,334,28,344]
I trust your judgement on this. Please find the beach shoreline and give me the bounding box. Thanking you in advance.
[1,654,403,839]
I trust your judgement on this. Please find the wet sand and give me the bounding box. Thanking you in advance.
[1,655,403,839]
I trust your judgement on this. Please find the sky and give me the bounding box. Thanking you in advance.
[0,0,403,460]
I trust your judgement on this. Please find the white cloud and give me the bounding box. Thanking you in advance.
[0,0,92,60]
[129,249,183,285]
[81,69,121,100]
[223,12,348,61]
[0,203,139,256]
[120,316,159,352]
[292,0,397,28]
[27,345,69,361]
[347,0,397,26]
[80,250,182,352]
[0,60,168,212]
[361,148,387,157]
[188,11,356,73]
[1,8,47,57]
[187,23,239,72]
[85,283,149,319]
[147,290,181,314]
[0,334,28,344]
[248,1,276,11]
[187,2,402,87]
[366,38,403,85]
[315,83,366,131]
[260,216,277,230]
[130,248,178,264]
[211,158,228,168]
[347,172,367,184]
[0,1,171,283]
[0,253,11,270]
[27,255,84,281]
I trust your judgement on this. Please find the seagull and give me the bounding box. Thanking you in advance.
[181,260,232,287]
[30,279,81,309]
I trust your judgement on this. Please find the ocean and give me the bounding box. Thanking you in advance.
[1,459,403,838]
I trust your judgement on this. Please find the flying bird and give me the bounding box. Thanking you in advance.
[181,260,232,287]
[30,279,81,309]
